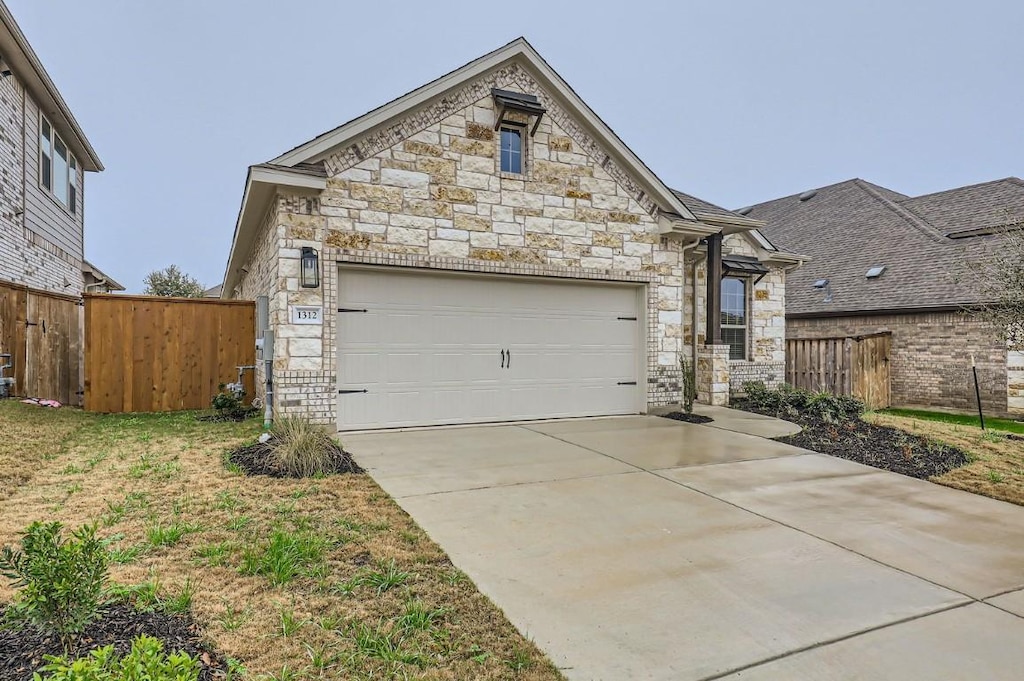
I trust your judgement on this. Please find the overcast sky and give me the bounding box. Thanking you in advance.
[16,1,1024,292]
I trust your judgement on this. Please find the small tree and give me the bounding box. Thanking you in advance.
[961,217,1024,350]
[680,357,697,414]
[143,265,205,298]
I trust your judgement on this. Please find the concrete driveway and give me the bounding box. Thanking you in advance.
[344,415,1024,680]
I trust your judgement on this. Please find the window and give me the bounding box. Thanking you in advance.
[721,277,747,360]
[500,126,523,174]
[38,115,76,212]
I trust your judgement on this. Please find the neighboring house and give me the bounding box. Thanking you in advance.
[222,39,802,430]
[744,177,1024,416]
[203,283,223,298]
[0,1,102,295]
[82,260,124,293]
[0,1,102,405]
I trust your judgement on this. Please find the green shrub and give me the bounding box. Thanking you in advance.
[35,634,200,681]
[0,522,108,650]
[270,417,338,477]
[211,384,249,419]
[679,357,697,414]
[740,382,864,423]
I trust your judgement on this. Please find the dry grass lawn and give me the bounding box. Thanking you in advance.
[867,412,1024,505]
[0,402,563,680]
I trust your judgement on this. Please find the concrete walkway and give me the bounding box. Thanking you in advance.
[344,414,1024,680]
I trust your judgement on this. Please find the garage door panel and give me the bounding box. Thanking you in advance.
[338,269,642,430]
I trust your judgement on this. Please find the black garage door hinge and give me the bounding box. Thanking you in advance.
[338,308,367,313]
[617,381,638,386]
[338,389,368,394]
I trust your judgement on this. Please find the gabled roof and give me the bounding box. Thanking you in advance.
[746,177,1022,316]
[0,1,101,171]
[82,260,125,291]
[224,38,765,293]
[268,37,695,222]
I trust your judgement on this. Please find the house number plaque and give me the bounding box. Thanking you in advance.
[290,306,323,325]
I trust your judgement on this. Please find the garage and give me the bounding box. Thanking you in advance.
[336,267,644,430]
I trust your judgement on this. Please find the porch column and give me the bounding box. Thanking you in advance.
[705,232,723,346]
[698,231,731,406]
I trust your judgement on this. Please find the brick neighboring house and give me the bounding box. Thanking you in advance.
[745,177,1024,417]
[221,38,803,430]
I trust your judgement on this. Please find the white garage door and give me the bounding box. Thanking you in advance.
[336,268,643,430]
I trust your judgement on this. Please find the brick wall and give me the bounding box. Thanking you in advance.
[787,311,1010,415]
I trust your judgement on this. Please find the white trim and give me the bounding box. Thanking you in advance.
[221,165,328,295]
[0,2,101,171]
[38,111,77,214]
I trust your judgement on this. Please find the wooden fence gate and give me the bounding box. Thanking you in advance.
[0,281,82,405]
[786,333,892,409]
[84,294,255,413]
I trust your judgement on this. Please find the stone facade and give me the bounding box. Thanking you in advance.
[697,344,731,406]
[235,62,789,424]
[787,312,1017,416]
[0,67,84,295]
[1009,349,1024,415]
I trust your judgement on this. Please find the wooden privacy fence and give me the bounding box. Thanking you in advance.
[786,333,892,409]
[0,280,82,406]
[84,294,255,413]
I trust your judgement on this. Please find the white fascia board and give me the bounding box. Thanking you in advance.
[658,213,719,238]
[222,167,327,296]
[268,38,696,221]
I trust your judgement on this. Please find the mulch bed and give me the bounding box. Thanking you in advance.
[195,409,259,423]
[0,602,224,681]
[733,400,970,479]
[227,437,364,477]
[661,411,714,425]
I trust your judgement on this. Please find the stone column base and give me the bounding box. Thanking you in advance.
[697,344,731,406]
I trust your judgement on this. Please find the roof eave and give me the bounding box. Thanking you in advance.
[692,211,766,232]
[0,3,102,171]
[268,37,696,221]
[222,165,328,297]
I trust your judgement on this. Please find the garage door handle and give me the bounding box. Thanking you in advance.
[506,349,511,368]
[501,349,506,368]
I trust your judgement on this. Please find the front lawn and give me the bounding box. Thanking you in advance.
[880,407,1024,435]
[0,402,562,680]
[866,412,1024,506]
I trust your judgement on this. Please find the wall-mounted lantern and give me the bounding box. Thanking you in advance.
[300,247,320,288]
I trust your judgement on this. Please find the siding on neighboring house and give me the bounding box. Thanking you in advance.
[787,311,1010,415]
[0,70,83,295]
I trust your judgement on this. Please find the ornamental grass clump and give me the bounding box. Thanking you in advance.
[0,521,108,651]
[270,417,339,478]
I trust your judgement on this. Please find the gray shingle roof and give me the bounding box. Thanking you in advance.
[670,189,749,221]
[745,177,1023,316]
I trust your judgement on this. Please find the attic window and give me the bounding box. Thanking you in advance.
[866,265,886,279]
[492,89,546,137]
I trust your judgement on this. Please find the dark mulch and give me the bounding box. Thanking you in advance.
[661,411,715,425]
[227,437,364,477]
[0,603,224,681]
[733,400,970,479]
[196,408,259,423]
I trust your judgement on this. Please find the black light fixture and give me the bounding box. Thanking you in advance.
[300,247,320,288]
